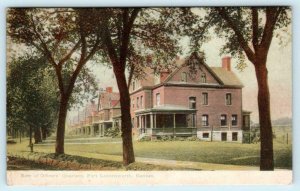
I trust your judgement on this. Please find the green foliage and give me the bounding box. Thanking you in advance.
[104,127,121,138]
[7,55,59,139]
[188,7,291,67]
[138,136,151,142]
[186,136,198,141]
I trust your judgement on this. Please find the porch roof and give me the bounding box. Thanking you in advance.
[135,104,196,115]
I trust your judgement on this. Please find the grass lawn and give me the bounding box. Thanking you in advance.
[8,136,291,169]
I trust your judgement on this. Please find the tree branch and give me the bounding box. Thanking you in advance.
[57,40,82,66]
[103,23,119,66]
[119,9,140,71]
[252,7,259,51]
[29,13,57,67]
[260,7,283,50]
[216,8,255,63]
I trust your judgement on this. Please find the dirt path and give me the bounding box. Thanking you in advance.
[65,150,260,170]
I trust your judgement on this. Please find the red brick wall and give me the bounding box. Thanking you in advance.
[152,86,165,106]
[163,86,242,129]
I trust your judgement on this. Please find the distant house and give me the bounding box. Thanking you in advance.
[129,52,251,142]
[70,87,121,137]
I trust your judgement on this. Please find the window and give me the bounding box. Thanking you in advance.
[189,97,196,109]
[232,115,238,126]
[156,93,160,106]
[132,118,135,128]
[136,97,139,108]
[201,73,206,83]
[132,81,135,91]
[132,98,134,108]
[232,132,238,141]
[137,116,140,128]
[202,115,209,126]
[220,114,227,126]
[140,96,143,108]
[181,72,187,82]
[203,133,209,138]
[226,93,232,105]
[202,93,208,105]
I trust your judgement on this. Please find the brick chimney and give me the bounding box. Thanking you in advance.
[106,87,113,93]
[160,71,170,82]
[222,56,231,71]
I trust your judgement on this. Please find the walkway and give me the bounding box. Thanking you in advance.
[65,150,260,170]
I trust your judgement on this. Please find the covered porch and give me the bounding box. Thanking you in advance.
[135,105,197,137]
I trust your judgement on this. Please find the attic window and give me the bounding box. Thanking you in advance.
[132,81,136,91]
[226,93,232,105]
[181,72,187,82]
[201,73,206,83]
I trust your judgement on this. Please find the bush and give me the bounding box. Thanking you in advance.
[104,127,121,138]
[156,135,173,141]
[186,136,198,141]
[243,127,262,144]
[138,136,151,142]
[7,139,17,144]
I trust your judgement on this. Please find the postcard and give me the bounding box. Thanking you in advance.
[6,7,292,185]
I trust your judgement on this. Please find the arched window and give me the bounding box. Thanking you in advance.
[201,73,206,83]
[181,72,187,82]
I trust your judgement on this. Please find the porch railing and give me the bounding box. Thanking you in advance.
[139,127,197,136]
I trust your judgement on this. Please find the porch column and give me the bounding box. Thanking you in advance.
[173,114,176,137]
[102,124,105,136]
[145,115,148,128]
[173,114,176,128]
[91,126,94,136]
[150,114,153,129]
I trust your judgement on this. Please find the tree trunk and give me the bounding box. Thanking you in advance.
[29,126,32,145]
[114,68,135,165]
[34,127,42,144]
[55,96,68,155]
[254,58,274,171]
[42,127,47,140]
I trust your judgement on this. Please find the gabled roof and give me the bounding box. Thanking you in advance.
[163,52,243,88]
[98,91,120,110]
[210,67,243,87]
[111,100,120,108]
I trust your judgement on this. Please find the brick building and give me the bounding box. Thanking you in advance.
[69,52,251,142]
[70,87,121,137]
[129,52,251,142]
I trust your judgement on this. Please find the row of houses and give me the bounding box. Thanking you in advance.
[68,52,251,142]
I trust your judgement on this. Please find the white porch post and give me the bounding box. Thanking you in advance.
[173,114,176,137]
[173,114,176,128]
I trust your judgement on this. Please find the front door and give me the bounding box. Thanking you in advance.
[221,132,227,141]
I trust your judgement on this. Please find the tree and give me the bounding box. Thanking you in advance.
[7,8,101,154]
[192,7,291,170]
[7,55,59,145]
[80,8,195,165]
